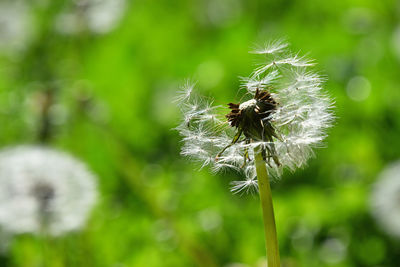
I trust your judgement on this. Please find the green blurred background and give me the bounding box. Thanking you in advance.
[0,0,400,266]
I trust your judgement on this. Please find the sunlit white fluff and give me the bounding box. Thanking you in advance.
[176,41,334,193]
[0,146,97,236]
[370,161,400,238]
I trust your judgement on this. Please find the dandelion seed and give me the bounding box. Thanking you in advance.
[251,39,289,55]
[230,178,258,194]
[0,146,97,236]
[174,81,195,103]
[176,41,334,193]
[370,161,400,238]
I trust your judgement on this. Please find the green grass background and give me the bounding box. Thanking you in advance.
[0,0,399,266]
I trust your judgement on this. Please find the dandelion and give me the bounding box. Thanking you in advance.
[0,1,32,53]
[177,40,333,190]
[176,40,334,267]
[370,161,400,238]
[0,146,97,236]
[55,0,125,35]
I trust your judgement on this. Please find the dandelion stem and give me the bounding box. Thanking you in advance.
[254,148,280,267]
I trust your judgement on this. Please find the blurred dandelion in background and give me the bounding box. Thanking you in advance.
[370,160,400,239]
[0,146,97,236]
[176,40,334,193]
[0,0,32,53]
[55,0,126,35]
[391,25,400,62]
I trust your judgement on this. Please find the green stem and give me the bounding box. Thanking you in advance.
[254,148,281,267]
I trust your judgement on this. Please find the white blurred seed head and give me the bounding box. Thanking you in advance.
[176,40,334,193]
[0,1,32,53]
[0,146,97,236]
[370,161,400,238]
[55,0,125,35]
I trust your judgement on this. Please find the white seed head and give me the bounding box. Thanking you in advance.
[176,41,334,193]
[0,1,32,52]
[55,0,125,35]
[0,146,97,236]
[370,161,400,238]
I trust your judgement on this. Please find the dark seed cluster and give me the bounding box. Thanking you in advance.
[226,88,278,141]
[217,88,281,166]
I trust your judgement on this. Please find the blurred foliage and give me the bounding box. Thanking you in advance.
[0,0,400,266]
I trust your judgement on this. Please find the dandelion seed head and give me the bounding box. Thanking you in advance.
[0,146,98,236]
[55,0,125,35]
[370,161,400,239]
[176,41,334,193]
[0,1,32,53]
